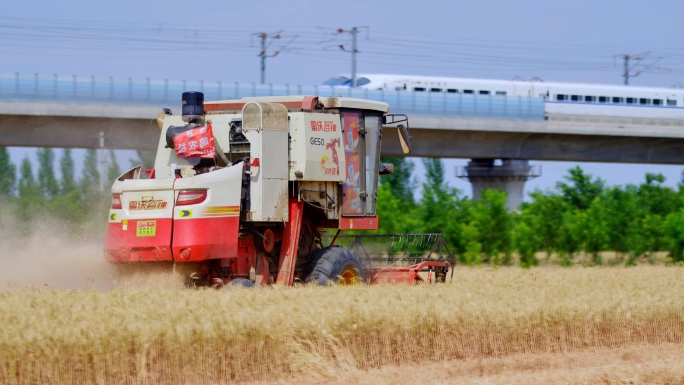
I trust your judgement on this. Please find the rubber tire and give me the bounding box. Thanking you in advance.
[305,246,364,285]
[227,278,255,288]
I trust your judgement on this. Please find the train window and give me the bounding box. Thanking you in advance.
[496,91,507,96]
[446,89,459,93]
[479,90,490,95]
[598,96,609,103]
[584,96,596,102]
[667,99,677,106]
[653,99,663,106]
[639,98,651,105]
[626,98,636,104]
[413,87,426,92]
[556,94,568,101]
[463,90,474,94]
[571,95,581,101]
[430,88,442,92]
[612,97,624,103]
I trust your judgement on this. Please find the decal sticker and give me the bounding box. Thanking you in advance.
[122,220,128,231]
[321,138,340,176]
[136,221,156,237]
[109,213,118,222]
[310,120,337,132]
[202,206,240,217]
[129,196,168,210]
[342,112,362,214]
[180,210,193,218]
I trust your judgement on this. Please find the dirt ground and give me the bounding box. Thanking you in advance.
[249,343,684,385]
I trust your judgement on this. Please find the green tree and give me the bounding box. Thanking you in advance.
[664,210,684,263]
[80,149,100,195]
[638,173,681,217]
[460,222,482,265]
[79,149,108,220]
[557,166,604,211]
[379,156,416,205]
[17,156,44,218]
[0,147,16,196]
[518,191,568,254]
[37,148,59,199]
[602,186,642,262]
[637,214,667,264]
[555,211,583,266]
[469,189,513,265]
[107,150,121,184]
[417,159,466,252]
[59,148,77,195]
[514,222,538,268]
[376,184,421,235]
[579,198,609,265]
[419,159,452,234]
[129,150,156,169]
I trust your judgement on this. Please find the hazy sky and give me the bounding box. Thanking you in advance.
[2,0,684,195]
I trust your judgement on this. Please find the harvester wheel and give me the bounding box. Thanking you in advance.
[226,278,255,288]
[305,246,364,285]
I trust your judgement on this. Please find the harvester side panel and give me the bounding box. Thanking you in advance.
[104,178,176,263]
[242,102,289,222]
[171,165,243,262]
[288,112,346,183]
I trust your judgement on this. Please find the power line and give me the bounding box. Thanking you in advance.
[617,53,670,86]
[2,16,684,86]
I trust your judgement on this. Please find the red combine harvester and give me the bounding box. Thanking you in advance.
[104,93,452,287]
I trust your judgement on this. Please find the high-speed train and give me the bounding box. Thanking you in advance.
[323,74,684,119]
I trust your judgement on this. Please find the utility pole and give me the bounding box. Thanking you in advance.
[351,27,358,88]
[618,52,665,86]
[253,32,297,85]
[98,131,105,192]
[338,27,366,88]
[623,54,630,85]
[256,32,280,85]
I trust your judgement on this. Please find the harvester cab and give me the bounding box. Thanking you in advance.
[105,92,449,287]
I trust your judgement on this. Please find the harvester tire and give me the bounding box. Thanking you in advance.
[227,278,255,288]
[305,246,364,285]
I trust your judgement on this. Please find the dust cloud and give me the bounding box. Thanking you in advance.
[0,213,118,290]
[0,209,196,290]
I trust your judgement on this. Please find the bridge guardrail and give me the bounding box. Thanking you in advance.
[0,73,545,121]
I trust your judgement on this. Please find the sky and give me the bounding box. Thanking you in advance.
[2,0,684,196]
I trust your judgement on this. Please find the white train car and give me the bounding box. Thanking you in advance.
[323,74,684,119]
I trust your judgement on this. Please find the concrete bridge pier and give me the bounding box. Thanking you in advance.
[457,159,540,211]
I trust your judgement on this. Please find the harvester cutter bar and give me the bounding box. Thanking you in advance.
[324,233,456,282]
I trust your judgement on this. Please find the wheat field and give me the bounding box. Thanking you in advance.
[2,266,684,384]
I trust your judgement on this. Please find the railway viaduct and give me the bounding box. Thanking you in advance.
[2,74,684,209]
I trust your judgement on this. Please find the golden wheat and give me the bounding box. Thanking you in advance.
[2,266,684,384]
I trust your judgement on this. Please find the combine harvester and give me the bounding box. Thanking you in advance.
[104,92,453,287]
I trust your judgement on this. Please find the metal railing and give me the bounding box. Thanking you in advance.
[0,73,546,120]
[547,113,684,127]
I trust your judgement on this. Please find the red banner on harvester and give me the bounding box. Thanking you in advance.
[173,123,216,159]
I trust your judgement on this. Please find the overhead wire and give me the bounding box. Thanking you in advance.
[1,16,682,84]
